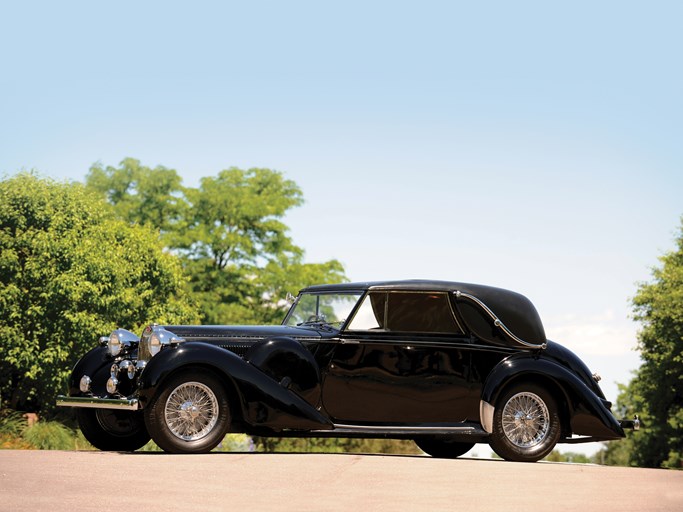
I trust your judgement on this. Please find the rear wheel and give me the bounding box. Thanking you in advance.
[144,370,231,453]
[488,383,561,462]
[76,408,150,451]
[415,438,475,458]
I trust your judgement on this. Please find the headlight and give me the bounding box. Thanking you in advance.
[79,375,92,393]
[119,360,136,380]
[106,328,140,357]
[108,333,122,357]
[138,325,185,362]
[149,331,164,357]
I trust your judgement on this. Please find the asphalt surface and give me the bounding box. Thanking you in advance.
[1,450,681,512]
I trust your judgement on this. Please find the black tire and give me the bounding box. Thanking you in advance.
[415,437,475,459]
[76,408,150,451]
[144,369,231,454]
[488,383,561,462]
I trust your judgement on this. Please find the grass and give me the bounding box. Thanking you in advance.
[0,409,94,451]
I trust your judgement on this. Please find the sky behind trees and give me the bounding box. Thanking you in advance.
[2,1,682,453]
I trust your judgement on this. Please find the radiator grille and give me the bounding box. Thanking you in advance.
[220,343,252,357]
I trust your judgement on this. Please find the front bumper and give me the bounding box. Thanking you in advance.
[56,395,139,411]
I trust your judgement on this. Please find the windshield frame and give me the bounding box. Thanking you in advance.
[282,290,364,330]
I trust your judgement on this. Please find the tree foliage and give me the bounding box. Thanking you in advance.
[253,436,421,455]
[86,158,186,234]
[177,168,303,269]
[600,217,683,468]
[86,161,346,325]
[1,161,346,416]
[0,174,198,413]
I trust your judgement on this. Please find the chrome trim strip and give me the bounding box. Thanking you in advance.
[333,423,477,432]
[321,423,489,436]
[480,400,494,433]
[454,291,547,349]
[446,293,466,334]
[336,337,481,346]
[55,395,139,411]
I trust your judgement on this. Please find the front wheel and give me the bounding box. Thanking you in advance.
[144,369,231,453]
[488,383,561,462]
[76,408,150,451]
[415,438,475,459]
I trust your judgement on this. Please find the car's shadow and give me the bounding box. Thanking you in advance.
[121,450,504,462]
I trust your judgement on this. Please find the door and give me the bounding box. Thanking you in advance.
[320,291,481,424]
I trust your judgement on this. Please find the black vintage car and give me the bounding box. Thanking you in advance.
[57,280,638,462]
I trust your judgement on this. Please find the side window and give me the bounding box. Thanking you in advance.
[347,293,386,330]
[347,292,462,334]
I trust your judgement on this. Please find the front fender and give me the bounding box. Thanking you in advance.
[137,342,332,431]
[67,346,111,396]
[246,336,321,407]
[481,354,625,439]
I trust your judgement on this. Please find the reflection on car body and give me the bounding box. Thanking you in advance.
[57,280,639,462]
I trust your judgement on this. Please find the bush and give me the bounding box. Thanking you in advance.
[22,421,76,450]
[0,173,199,414]
[254,437,421,455]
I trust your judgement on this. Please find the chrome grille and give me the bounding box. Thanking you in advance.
[138,330,152,362]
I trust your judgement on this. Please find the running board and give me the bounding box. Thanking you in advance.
[310,422,489,437]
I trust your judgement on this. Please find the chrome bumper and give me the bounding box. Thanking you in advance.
[56,395,139,411]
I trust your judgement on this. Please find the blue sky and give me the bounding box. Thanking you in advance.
[2,1,681,454]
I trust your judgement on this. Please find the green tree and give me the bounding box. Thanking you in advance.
[177,168,303,268]
[88,161,347,324]
[0,174,199,414]
[85,158,187,234]
[178,168,345,324]
[600,217,683,468]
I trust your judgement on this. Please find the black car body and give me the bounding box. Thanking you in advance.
[57,280,638,461]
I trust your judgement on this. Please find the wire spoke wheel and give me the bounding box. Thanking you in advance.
[489,383,561,462]
[164,381,220,441]
[501,392,550,448]
[145,370,230,453]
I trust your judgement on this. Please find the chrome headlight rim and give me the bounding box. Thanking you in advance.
[139,325,185,362]
[106,328,140,357]
[149,331,164,357]
[79,375,92,393]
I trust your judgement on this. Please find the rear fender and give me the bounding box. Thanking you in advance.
[137,342,332,431]
[481,355,625,439]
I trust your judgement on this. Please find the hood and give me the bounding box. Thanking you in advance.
[159,324,322,344]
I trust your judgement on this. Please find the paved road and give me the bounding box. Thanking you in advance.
[1,450,681,511]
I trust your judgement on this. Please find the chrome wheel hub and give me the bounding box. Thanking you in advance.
[164,382,219,441]
[180,402,201,422]
[501,392,550,448]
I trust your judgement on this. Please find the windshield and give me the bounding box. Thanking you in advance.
[284,292,362,329]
